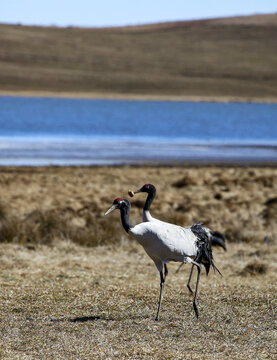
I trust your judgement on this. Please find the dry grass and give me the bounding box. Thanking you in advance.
[0,239,276,359]
[0,165,276,359]
[0,14,277,101]
[0,165,276,247]
[0,207,122,247]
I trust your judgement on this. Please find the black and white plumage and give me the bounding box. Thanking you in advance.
[129,184,226,250]
[129,183,225,292]
[105,197,221,320]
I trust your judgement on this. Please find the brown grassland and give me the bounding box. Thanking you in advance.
[0,165,276,359]
[1,14,277,102]
[0,11,276,359]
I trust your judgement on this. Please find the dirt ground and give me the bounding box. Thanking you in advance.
[0,165,276,359]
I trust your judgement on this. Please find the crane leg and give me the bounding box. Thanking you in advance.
[187,265,194,294]
[155,264,167,321]
[175,262,183,273]
[191,261,202,318]
[176,262,194,294]
[164,264,168,279]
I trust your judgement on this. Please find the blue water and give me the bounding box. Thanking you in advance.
[0,96,276,165]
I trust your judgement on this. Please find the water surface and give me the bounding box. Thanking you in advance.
[0,96,276,165]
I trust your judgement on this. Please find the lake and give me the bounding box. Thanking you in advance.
[0,96,276,165]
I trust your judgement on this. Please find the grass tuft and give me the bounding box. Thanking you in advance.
[171,175,197,188]
[0,218,19,242]
[240,261,268,276]
[0,208,124,247]
[0,201,7,220]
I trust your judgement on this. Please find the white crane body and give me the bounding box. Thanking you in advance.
[129,184,225,289]
[130,221,198,267]
[105,197,220,320]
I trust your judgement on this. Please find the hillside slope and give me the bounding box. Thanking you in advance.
[0,14,277,101]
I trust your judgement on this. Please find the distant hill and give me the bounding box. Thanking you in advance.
[0,14,277,101]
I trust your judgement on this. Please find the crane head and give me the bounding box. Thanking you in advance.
[128,183,156,197]
[105,198,130,215]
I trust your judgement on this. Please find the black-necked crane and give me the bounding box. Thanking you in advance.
[128,183,225,293]
[105,197,221,321]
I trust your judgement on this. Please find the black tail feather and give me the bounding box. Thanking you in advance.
[191,223,222,277]
[210,231,227,251]
[211,230,225,240]
[211,261,223,277]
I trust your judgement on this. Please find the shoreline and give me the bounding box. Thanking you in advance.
[0,139,276,167]
[1,159,277,168]
[1,162,277,170]
[0,90,276,104]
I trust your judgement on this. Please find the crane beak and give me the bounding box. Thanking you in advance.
[104,204,117,216]
[128,189,141,197]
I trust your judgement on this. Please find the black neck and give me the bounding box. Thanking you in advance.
[144,189,156,212]
[120,205,133,233]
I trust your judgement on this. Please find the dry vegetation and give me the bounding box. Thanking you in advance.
[1,14,277,101]
[0,165,276,247]
[0,165,276,359]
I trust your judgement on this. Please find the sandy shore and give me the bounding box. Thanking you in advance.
[1,90,277,103]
